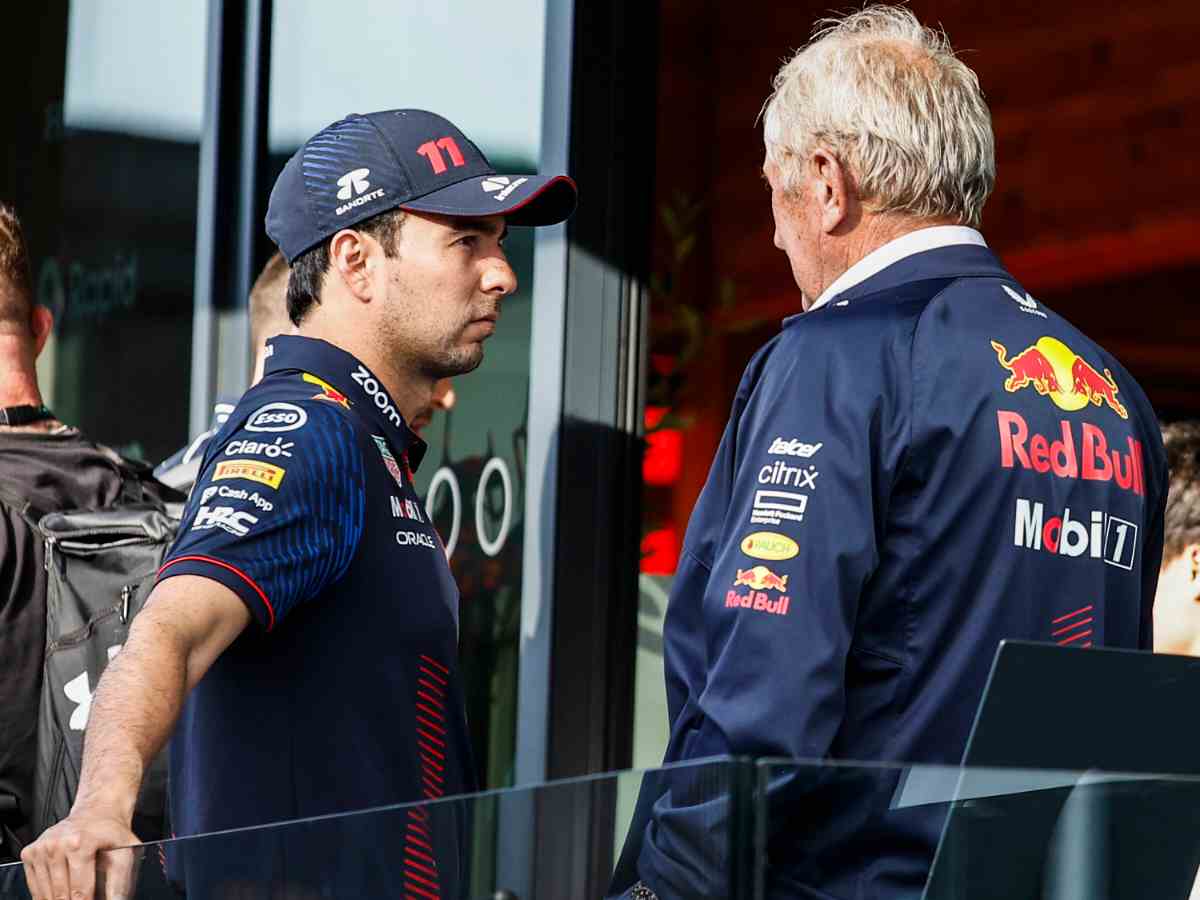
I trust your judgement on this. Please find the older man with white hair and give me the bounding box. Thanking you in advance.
[614,6,1167,898]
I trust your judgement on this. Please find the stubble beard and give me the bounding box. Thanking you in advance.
[426,339,483,379]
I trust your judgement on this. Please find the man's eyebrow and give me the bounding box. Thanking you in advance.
[450,218,506,238]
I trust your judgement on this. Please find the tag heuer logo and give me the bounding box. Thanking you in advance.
[336,168,371,200]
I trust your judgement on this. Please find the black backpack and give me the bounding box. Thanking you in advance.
[27,456,183,842]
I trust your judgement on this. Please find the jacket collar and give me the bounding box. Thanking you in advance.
[808,226,987,312]
[263,335,426,472]
[783,241,1013,329]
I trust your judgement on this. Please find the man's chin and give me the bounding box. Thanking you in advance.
[431,346,483,379]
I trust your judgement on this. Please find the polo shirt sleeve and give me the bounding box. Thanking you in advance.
[157,399,366,631]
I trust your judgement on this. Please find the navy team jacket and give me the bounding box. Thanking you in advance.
[630,244,1168,899]
[158,335,475,900]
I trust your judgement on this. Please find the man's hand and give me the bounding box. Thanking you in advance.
[19,575,250,900]
[20,811,138,900]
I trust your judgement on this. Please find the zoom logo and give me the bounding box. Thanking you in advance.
[351,365,403,428]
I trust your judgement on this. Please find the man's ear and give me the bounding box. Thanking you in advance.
[810,148,853,235]
[1187,544,1200,589]
[328,230,376,302]
[30,305,54,359]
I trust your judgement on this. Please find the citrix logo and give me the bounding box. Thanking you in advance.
[351,365,403,428]
[336,168,371,201]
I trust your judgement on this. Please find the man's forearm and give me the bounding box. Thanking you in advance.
[70,611,189,824]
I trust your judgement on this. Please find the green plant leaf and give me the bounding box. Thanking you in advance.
[660,204,680,239]
[675,305,704,364]
[725,316,768,334]
[718,277,737,309]
[675,234,697,264]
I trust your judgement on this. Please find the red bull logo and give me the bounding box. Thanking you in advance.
[725,589,791,616]
[733,565,789,592]
[302,372,351,409]
[991,337,1127,419]
[997,411,1145,498]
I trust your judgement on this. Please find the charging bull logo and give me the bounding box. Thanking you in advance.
[733,565,788,593]
[303,372,351,409]
[991,338,1127,419]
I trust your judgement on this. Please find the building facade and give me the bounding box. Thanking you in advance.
[4,1,1199,895]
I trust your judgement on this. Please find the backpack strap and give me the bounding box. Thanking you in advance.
[0,481,49,528]
[93,444,187,508]
[0,792,23,861]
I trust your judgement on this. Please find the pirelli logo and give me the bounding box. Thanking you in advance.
[214,459,286,490]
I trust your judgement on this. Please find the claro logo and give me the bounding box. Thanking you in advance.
[351,365,403,428]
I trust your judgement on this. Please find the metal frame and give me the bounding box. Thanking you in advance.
[190,0,272,437]
[530,0,659,894]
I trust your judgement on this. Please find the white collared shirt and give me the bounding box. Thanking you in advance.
[808,226,987,312]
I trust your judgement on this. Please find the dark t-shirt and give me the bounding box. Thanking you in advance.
[158,336,476,898]
[0,427,128,855]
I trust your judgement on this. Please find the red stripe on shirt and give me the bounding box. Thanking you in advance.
[159,555,276,630]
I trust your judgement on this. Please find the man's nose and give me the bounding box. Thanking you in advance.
[482,254,517,296]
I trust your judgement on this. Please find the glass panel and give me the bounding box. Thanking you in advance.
[7,760,1200,898]
[266,1,554,889]
[0,0,208,462]
[756,759,1200,900]
[0,759,743,900]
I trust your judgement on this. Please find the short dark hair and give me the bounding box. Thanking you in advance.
[0,202,34,336]
[286,209,406,326]
[1163,420,1200,560]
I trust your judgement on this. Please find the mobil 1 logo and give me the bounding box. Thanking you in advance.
[1013,497,1138,570]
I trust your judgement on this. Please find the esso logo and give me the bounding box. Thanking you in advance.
[246,402,308,433]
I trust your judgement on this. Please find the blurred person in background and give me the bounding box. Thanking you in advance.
[410,376,455,434]
[156,250,292,491]
[1151,422,1200,900]
[615,7,1168,898]
[21,108,575,900]
[0,203,136,862]
[248,249,292,385]
[1154,421,1200,655]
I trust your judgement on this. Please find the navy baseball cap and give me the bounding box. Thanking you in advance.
[267,109,578,263]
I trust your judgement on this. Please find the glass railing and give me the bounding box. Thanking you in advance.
[0,757,744,900]
[5,758,1200,899]
[754,759,1200,900]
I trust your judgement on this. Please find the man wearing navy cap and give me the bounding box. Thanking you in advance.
[22,109,576,900]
